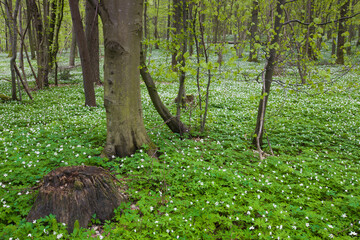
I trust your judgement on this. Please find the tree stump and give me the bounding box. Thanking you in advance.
[26,166,127,232]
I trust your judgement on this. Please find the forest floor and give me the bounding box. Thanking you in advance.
[0,46,360,239]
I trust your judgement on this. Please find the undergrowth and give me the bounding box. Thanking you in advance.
[0,48,359,239]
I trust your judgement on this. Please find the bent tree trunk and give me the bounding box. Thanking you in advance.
[253,0,285,148]
[140,48,189,134]
[99,0,152,158]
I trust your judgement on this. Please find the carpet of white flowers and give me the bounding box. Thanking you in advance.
[0,48,359,239]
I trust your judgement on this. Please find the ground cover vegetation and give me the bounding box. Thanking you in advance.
[1,43,360,239]
[0,0,360,239]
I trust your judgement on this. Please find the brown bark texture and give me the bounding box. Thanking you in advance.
[27,166,127,233]
[85,1,101,84]
[69,0,97,107]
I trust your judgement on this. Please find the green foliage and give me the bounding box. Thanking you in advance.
[1,46,360,239]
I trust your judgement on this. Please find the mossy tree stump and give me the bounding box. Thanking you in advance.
[27,166,127,232]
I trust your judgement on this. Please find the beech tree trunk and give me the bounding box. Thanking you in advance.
[98,0,152,158]
[69,0,96,107]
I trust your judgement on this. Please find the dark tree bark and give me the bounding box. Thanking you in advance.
[166,0,171,42]
[175,0,188,121]
[69,25,77,67]
[85,0,100,85]
[253,0,285,150]
[336,0,350,65]
[248,0,259,62]
[171,0,185,71]
[25,7,36,59]
[304,0,316,60]
[69,0,97,107]
[153,0,160,49]
[4,0,21,100]
[27,166,127,233]
[26,0,49,89]
[143,0,149,58]
[94,0,153,158]
[140,48,189,134]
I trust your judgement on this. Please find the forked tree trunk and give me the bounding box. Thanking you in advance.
[98,0,152,158]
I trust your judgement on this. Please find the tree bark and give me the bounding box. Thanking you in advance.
[253,0,285,147]
[153,0,160,49]
[248,0,259,62]
[69,25,77,67]
[98,0,152,158]
[5,0,21,100]
[140,47,189,134]
[69,0,97,107]
[336,0,350,65]
[85,0,101,85]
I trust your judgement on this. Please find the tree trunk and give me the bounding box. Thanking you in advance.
[166,0,171,42]
[253,0,285,147]
[69,25,77,67]
[153,0,160,49]
[85,0,101,85]
[99,0,152,158]
[26,0,50,89]
[143,0,149,58]
[140,47,189,134]
[26,8,36,59]
[69,0,97,107]
[5,0,21,100]
[248,0,259,62]
[336,0,350,65]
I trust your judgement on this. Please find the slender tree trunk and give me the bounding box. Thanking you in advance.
[336,0,350,65]
[69,25,77,67]
[143,0,149,58]
[153,0,160,49]
[6,0,21,100]
[140,47,188,134]
[69,0,96,107]
[85,0,100,84]
[26,8,36,59]
[98,0,152,158]
[175,0,188,119]
[253,0,285,147]
[166,0,171,42]
[248,0,259,62]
